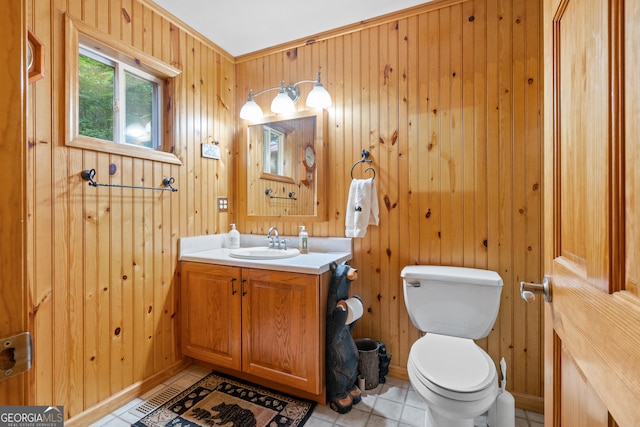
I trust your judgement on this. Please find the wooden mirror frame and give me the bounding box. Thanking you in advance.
[238,109,328,222]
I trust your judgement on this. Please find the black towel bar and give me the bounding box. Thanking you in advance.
[264,188,297,200]
[80,169,178,192]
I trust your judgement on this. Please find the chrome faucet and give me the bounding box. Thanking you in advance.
[267,227,287,249]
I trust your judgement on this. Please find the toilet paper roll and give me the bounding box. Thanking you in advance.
[358,375,366,391]
[344,297,364,325]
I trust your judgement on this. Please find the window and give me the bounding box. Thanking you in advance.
[78,50,115,142]
[263,125,285,176]
[66,14,181,164]
[78,47,161,149]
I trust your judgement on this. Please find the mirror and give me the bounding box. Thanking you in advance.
[243,109,327,220]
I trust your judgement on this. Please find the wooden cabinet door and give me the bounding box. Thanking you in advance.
[543,0,640,425]
[180,262,242,370]
[241,269,321,394]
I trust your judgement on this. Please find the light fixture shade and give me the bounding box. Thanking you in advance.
[271,91,296,115]
[306,72,332,109]
[306,84,332,109]
[239,99,263,121]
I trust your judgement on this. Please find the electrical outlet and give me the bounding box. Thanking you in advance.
[217,197,228,212]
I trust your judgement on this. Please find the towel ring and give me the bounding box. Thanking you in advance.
[350,149,376,180]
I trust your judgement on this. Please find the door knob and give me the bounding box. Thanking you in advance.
[520,277,552,303]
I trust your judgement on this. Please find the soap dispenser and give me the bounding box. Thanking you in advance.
[228,224,240,249]
[299,226,309,254]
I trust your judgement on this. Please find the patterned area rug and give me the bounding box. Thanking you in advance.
[133,371,316,427]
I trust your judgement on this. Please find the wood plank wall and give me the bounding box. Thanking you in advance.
[235,0,544,410]
[25,0,234,421]
[20,0,543,419]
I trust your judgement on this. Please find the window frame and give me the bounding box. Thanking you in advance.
[65,14,182,165]
[78,45,163,149]
[262,125,286,176]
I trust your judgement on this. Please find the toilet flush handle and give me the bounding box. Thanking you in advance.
[520,277,552,303]
[406,281,421,287]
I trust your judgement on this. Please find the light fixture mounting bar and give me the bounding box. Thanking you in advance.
[252,78,318,102]
[240,72,331,120]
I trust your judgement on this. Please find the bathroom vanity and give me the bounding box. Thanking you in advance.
[178,234,352,404]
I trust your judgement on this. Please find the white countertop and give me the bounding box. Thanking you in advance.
[179,234,353,274]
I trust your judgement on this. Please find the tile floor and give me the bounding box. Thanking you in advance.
[89,365,544,427]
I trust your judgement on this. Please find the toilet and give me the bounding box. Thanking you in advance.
[401,265,504,427]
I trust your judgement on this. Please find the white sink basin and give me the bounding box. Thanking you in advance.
[229,247,300,260]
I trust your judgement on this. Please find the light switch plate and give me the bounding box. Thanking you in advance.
[202,143,221,159]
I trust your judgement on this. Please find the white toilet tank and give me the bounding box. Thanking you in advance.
[401,265,503,340]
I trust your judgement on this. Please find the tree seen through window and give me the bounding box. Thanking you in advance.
[78,48,160,149]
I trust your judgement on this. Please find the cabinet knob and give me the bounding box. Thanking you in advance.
[241,279,247,296]
[231,277,237,295]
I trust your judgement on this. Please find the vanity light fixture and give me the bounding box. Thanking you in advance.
[239,72,332,121]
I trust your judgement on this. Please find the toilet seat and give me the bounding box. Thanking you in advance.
[409,334,497,402]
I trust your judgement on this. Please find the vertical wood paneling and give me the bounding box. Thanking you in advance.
[142,7,152,53]
[96,0,108,33]
[450,5,463,268]
[426,10,442,264]
[27,0,234,420]
[22,0,543,418]
[440,6,453,266]
[67,148,85,417]
[193,42,203,235]
[109,0,121,39]
[121,0,132,47]
[355,30,375,340]
[99,153,112,401]
[161,162,175,366]
[109,155,124,393]
[500,0,516,388]
[131,158,144,383]
[403,13,421,365]
[83,0,95,27]
[470,0,488,274]
[461,0,476,268]
[385,19,401,365]
[235,0,543,410]
[83,150,98,408]
[394,29,409,355]
[201,45,211,233]
[523,0,542,398]
[142,160,154,379]
[512,0,528,396]
[121,155,135,385]
[368,25,383,345]
[153,166,164,370]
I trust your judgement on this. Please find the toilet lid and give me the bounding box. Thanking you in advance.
[410,334,495,393]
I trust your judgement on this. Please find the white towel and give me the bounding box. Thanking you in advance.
[345,178,379,238]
